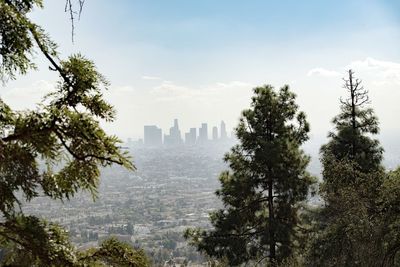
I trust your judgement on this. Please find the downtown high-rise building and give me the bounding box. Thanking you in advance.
[198,123,208,143]
[144,125,162,146]
[220,120,227,140]
[212,126,218,141]
[185,128,197,145]
[164,119,183,146]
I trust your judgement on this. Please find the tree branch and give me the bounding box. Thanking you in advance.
[54,129,124,165]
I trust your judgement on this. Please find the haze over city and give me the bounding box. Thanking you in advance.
[2,1,399,143]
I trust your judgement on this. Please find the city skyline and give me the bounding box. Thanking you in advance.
[137,119,232,147]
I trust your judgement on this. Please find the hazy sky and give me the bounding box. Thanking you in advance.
[2,0,400,152]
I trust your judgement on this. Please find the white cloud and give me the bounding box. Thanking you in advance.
[215,81,252,88]
[150,81,192,102]
[347,57,400,71]
[142,75,161,80]
[108,86,135,94]
[307,68,341,77]
[346,57,400,85]
[149,80,253,103]
[308,58,400,86]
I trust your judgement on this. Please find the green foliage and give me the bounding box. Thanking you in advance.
[307,164,400,266]
[78,237,150,267]
[0,215,76,266]
[0,0,55,82]
[186,85,315,266]
[378,168,400,266]
[1,54,133,210]
[306,160,385,266]
[321,70,383,184]
[307,70,400,266]
[0,1,148,266]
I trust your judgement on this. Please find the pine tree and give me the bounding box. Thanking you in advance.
[306,70,386,266]
[185,85,315,266]
[321,70,383,190]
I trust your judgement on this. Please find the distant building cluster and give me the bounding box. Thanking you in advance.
[130,119,232,147]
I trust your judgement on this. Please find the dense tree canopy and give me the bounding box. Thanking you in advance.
[186,85,315,266]
[0,0,148,265]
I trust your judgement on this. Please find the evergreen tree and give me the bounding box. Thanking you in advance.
[185,85,315,266]
[306,70,387,266]
[321,69,383,191]
[0,1,148,265]
[320,70,384,204]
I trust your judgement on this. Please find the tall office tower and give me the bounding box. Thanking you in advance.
[185,128,197,145]
[220,120,228,139]
[164,119,183,146]
[144,125,162,146]
[212,126,218,141]
[198,123,208,143]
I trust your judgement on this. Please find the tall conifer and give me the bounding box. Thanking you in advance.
[307,70,386,266]
[186,85,315,266]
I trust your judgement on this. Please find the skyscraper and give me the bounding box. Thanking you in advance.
[220,120,227,140]
[164,119,183,146]
[144,125,162,146]
[212,126,218,141]
[198,123,208,143]
[185,128,197,145]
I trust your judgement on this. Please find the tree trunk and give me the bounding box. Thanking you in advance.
[268,179,276,265]
[349,70,356,159]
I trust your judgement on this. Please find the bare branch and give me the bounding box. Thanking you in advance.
[64,0,85,42]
